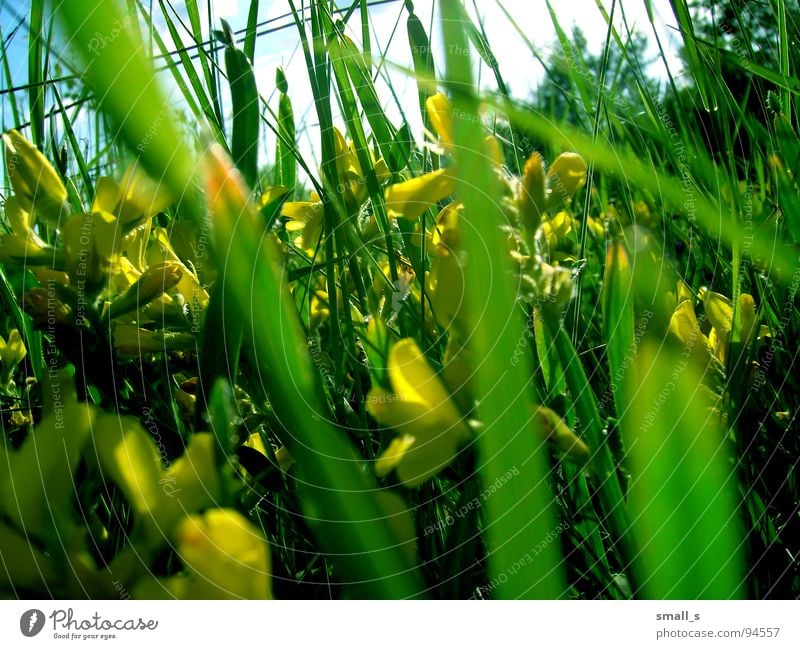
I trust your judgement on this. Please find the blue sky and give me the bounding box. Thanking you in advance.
[0,0,685,181]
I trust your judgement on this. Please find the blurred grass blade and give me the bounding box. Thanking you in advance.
[205,145,423,598]
[441,0,564,599]
[57,0,197,215]
[602,235,635,419]
[624,339,744,598]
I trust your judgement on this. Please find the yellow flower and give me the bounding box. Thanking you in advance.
[426,250,466,333]
[533,406,590,462]
[385,168,458,220]
[0,329,26,387]
[698,289,770,364]
[93,163,173,229]
[430,201,461,256]
[368,338,470,487]
[62,210,123,287]
[171,509,272,599]
[2,129,68,223]
[146,228,209,308]
[669,299,715,366]
[541,210,575,250]
[426,93,454,150]
[282,192,324,254]
[0,195,56,265]
[517,151,587,238]
[547,152,587,204]
[518,152,547,230]
[108,261,183,318]
[0,328,26,369]
[112,323,195,358]
[668,291,769,368]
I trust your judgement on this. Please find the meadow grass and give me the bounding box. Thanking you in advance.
[0,0,798,599]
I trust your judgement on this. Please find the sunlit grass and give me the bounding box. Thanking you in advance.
[0,0,798,599]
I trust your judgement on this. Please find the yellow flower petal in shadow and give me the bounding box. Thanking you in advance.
[0,329,26,374]
[173,509,272,599]
[427,251,466,332]
[63,210,122,286]
[2,129,68,223]
[430,201,461,256]
[669,300,714,365]
[282,195,324,254]
[0,196,54,264]
[518,152,547,231]
[700,289,733,336]
[368,338,469,487]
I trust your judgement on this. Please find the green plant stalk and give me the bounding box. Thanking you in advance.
[27,0,45,147]
[544,314,638,592]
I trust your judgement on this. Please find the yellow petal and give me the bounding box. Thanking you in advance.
[0,232,51,264]
[484,135,504,166]
[387,338,465,434]
[518,152,547,230]
[333,127,362,179]
[1,329,26,368]
[260,185,289,206]
[547,152,587,204]
[4,195,32,235]
[427,252,466,331]
[92,176,122,213]
[155,433,220,531]
[375,434,416,478]
[669,300,713,365]
[431,201,461,255]
[425,93,453,149]
[669,299,701,346]
[2,129,68,223]
[117,162,174,226]
[700,289,733,335]
[738,293,758,344]
[174,509,272,599]
[63,210,121,284]
[385,168,457,219]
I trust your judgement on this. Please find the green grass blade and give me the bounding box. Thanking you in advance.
[601,234,635,421]
[27,0,45,146]
[440,0,564,599]
[623,339,744,598]
[244,0,259,64]
[274,67,296,192]
[220,20,259,188]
